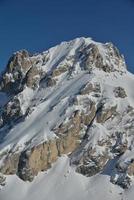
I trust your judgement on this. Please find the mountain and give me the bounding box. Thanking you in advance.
[0,37,134,200]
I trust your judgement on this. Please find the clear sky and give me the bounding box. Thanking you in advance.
[0,0,134,73]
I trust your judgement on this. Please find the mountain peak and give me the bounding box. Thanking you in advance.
[0,37,134,199]
[0,37,126,95]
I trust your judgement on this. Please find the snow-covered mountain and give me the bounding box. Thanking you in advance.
[0,37,134,200]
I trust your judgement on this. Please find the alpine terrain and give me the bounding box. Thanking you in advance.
[0,37,134,200]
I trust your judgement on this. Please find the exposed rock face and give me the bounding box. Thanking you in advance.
[25,66,43,89]
[79,42,126,72]
[111,172,131,189]
[96,105,117,124]
[112,132,128,155]
[52,65,68,77]
[80,82,101,95]
[0,153,20,175]
[7,50,31,73]
[84,43,104,70]
[127,161,134,176]
[75,149,109,176]
[0,51,46,128]
[0,97,22,128]
[0,174,6,189]
[46,76,56,87]
[81,103,96,125]
[0,49,46,94]
[0,50,32,93]
[114,87,127,98]
[18,140,58,181]
[54,110,82,153]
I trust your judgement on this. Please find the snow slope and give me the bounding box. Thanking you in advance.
[0,156,123,200]
[2,156,134,200]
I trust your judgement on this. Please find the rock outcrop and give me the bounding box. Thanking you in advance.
[0,174,6,189]
[96,105,117,124]
[0,104,97,181]
[114,87,127,98]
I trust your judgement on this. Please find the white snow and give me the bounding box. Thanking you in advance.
[17,86,34,115]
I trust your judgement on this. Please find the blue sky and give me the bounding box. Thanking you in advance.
[0,0,134,72]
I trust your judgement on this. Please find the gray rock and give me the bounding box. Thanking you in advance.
[114,87,127,98]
